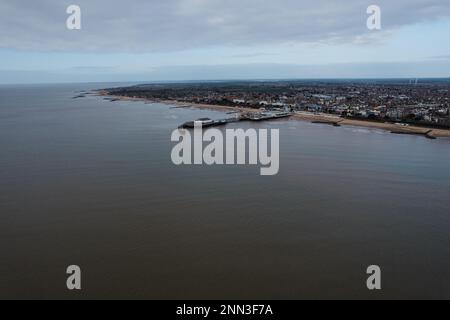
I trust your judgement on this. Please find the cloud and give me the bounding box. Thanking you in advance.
[0,0,450,53]
[428,55,450,60]
[227,53,279,59]
[70,65,117,71]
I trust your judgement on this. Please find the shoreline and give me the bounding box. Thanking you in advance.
[97,91,450,139]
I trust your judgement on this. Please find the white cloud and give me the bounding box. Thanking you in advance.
[0,0,449,52]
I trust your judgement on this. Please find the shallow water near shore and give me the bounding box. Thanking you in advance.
[1,83,450,299]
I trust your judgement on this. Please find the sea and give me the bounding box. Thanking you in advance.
[1,83,450,299]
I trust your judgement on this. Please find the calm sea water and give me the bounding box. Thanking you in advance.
[1,83,450,299]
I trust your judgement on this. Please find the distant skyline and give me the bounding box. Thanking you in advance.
[1,0,450,83]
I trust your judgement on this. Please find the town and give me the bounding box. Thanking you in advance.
[105,79,450,129]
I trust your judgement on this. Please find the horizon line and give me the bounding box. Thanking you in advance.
[2,77,450,86]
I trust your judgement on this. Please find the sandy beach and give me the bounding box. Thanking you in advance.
[291,111,450,138]
[98,91,450,139]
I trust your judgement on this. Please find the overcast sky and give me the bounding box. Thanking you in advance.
[1,0,450,83]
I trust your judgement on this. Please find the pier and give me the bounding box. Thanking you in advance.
[178,111,292,129]
[179,117,241,129]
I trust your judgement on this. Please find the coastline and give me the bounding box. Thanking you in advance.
[97,91,450,139]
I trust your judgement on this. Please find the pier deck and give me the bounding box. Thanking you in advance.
[179,112,292,129]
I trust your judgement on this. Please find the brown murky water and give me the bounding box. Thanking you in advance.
[1,84,450,299]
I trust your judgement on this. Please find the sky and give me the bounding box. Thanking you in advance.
[0,0,450,83]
